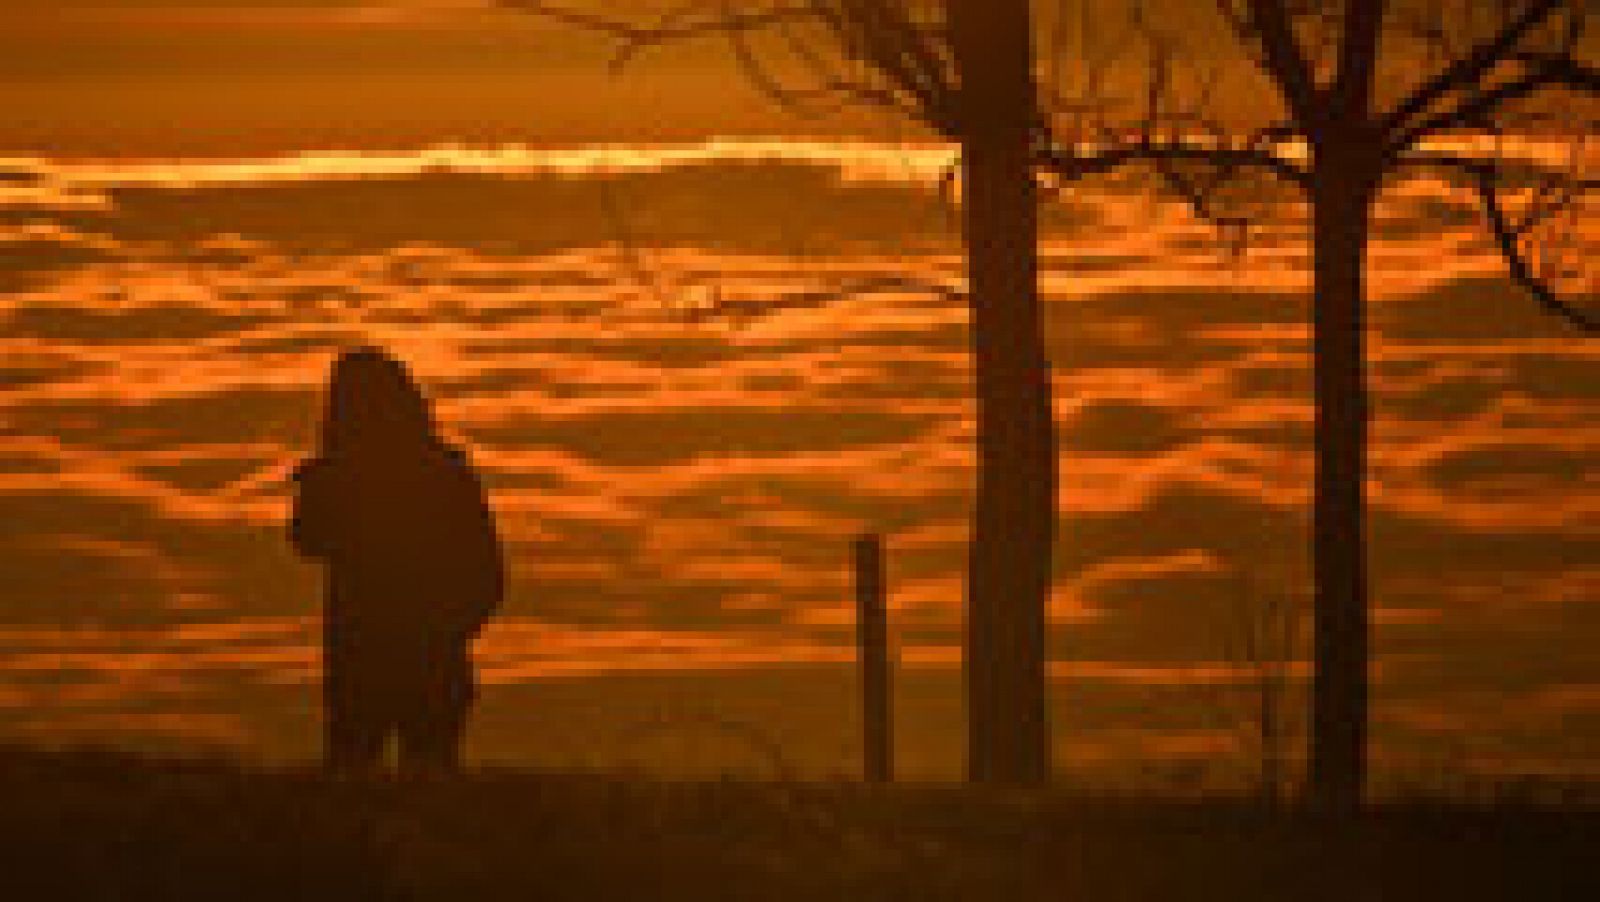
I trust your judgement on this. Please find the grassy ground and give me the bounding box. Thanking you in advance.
[2,744,1595,901]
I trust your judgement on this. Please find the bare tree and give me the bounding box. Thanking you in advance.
[945,1,1054,787]
[504,0,1053,784]
[1035,0,1596,811]
[1197,568,1309,808]
[503,1,1598,799]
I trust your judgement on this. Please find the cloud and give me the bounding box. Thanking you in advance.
[1,142,1595,774]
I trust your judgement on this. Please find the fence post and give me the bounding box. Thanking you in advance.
[854,532,892,783]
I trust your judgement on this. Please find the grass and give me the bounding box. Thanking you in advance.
[2,743,1595,901]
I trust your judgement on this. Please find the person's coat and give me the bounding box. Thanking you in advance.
[291,441,503,643]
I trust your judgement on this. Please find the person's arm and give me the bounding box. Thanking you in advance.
[446,458,505,631]
[465,472,506,629]
[289,460,335,560]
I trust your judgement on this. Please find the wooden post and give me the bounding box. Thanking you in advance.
[854,533,892,783]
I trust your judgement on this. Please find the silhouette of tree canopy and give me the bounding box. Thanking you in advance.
[506,1,1596,324]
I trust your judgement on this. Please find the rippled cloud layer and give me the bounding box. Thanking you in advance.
[1,141,1595,779]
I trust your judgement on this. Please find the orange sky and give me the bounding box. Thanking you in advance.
[0,2,907,155]
[1,2,1595,779]
[0,1,1279,156]
[3,140,1595,776]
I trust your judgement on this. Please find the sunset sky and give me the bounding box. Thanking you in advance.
[1,1,1596,781]
[1,1,1277,156]
[1,1,865,155]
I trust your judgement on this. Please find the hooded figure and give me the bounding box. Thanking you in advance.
[291,348,504,773]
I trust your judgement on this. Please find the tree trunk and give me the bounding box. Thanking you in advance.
[948,0,1054,785]
[1307,160,1376,811]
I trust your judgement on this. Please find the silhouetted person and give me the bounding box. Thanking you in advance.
[290,348,503,774]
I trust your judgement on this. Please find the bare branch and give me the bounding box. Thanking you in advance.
[1042,139,1310,190]
[1407,150,1600,331]
[1518,49,1600,93]
[1240,0,1327,117]
[691,273,965,324]
[1393,74,1553,154]
[1379,0,1569,139]
[498,1,817,67]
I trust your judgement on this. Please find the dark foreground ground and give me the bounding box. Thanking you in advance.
[1,745,1595,901]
